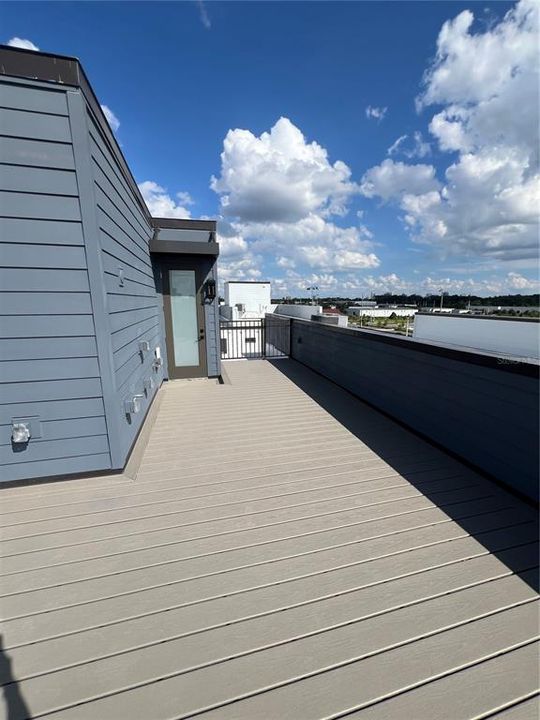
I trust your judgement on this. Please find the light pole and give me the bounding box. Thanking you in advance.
[439,288,444,311]
[307,285,319,306]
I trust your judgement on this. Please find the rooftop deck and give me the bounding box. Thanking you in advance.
[1,359,538,719]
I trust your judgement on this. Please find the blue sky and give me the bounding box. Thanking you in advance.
[3,0,538,297]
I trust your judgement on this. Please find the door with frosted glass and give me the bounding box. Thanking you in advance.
[163,260,207,379]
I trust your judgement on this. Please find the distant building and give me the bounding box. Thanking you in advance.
[221,281,273,320]
[347,306,417,318]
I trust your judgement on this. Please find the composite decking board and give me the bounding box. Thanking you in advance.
[3,512,534,619]
[39,604,539,720]
[0,482,501,557]
[0,453,435,515]
[0,458,469,527]
[1,505,530,596]
[3,564,537,687]
[0,442,463,511]
[0,360,537,720]
[0,495,515,579]
[2,534,537,648]
[483,695,540,720]
[343,646,540,720]
[0,453,454,518]
[0,471,482,540]
[7,584,539,718]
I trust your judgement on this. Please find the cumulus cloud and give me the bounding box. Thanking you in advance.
[360,159,440,201]
[243,215,379,272]
[139,181,192,219]
[7,37,39,51]
[269,268,538,298]
[361,0,540,264]
[211,117,359,223]
[101,105,120,133]
[365,106,387,121]
[211,117,380,275]
[506,271,539,290]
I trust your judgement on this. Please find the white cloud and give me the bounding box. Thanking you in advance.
[211,117,380,275]
[138,181,192,219]
[218,257,262,285]
[269,268,539,298]
[101,105,120,133]
[197,0,211,29]
[362,0,539,264]
[506,272,539,290]
[7,37,39,51]
[211,117,359,223]
[244,215,379,272]
[388,132,431,159]
[360,159,440,201]
[365,106,387,121]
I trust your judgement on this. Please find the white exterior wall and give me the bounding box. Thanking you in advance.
[413,314,540,358]
[224,282,272,317]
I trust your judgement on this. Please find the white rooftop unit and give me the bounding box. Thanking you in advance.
[224,281,272,319]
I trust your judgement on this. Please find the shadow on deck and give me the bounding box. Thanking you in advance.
[269,358,539,592]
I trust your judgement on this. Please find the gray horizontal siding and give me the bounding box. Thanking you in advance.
[85,106,163,467]
[0,292,93,315]
[1,357,100,383]
[0,191,81,220]
[0,337,97,361]
[0,78,111,483]
[2,453,111,483]
[0,217,85,245]
[0,164,78,195]
[291,321,539,501]
[0,243,87,268]
[0,315,95,338]
[0,268,89,291]
[0,136,75,168]
[1,378,103,404]
[0,416,107,446]
[0,106,71,142]
[0,398,105,425]
[0,81,69,115]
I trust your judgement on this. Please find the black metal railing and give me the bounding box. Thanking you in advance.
[220,317,290,359]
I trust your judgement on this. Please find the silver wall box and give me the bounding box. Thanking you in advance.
[11,422,31,444]
[124,395,145,415]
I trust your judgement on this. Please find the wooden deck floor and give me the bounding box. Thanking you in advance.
[0,359,538,720]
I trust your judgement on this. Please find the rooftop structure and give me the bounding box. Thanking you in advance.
[0,45,221,484]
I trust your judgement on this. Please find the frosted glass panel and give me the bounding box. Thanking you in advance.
[169,270,199,367]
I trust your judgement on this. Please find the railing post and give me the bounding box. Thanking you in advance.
[289,318,293,358]
[262,318,267,358]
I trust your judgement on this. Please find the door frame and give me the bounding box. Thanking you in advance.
[161,256,208,379]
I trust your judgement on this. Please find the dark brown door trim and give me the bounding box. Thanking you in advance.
[162,257,208,379]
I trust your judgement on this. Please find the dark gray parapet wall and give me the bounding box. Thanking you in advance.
[287,319,539,503]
